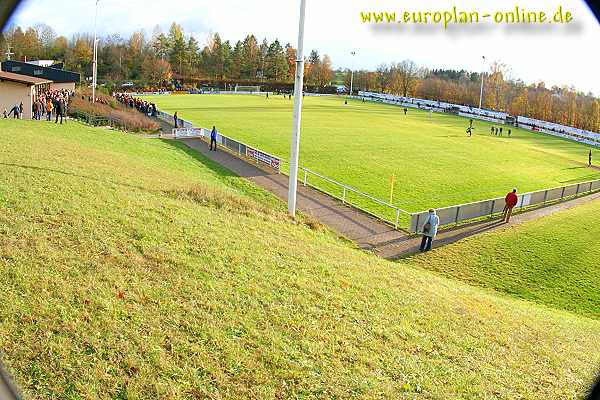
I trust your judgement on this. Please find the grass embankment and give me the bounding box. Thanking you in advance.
[147,94,600,215]
[0,119,599,399]
[410,198,600,320]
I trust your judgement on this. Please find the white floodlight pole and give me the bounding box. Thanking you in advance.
[92,0,99,103]
[349,51,356,96]
[478,55,486,109]
[6,45,14,60]
[287,0,307,218]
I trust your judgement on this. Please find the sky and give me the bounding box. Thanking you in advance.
[7,0,600,95]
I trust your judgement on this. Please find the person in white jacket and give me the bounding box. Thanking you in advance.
[419,209,440,252]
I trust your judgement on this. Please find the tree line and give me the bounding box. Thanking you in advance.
[1,23,598,132]
[0,23,334,88]
[345,61,600,133]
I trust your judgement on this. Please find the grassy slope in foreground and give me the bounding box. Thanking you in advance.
[147,94,600,214]
[0,120,599,399]
[410,198,600,320]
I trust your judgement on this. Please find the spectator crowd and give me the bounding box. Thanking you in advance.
[114,93,157,117]
[2,89,74,124]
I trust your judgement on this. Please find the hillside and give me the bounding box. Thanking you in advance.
[409,198,600,320]
[0,120,599,399]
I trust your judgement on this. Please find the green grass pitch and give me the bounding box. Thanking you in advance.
[147,94,600,219]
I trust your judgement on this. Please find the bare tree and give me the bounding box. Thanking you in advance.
[376,63,389,93]
[398,59,419,97]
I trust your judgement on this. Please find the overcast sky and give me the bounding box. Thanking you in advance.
[7,0,600,95]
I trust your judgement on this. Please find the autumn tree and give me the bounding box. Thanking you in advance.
[142,56,172,83]
[285,44,296,81]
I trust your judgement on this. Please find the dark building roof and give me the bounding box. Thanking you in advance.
[1,60,80,84]
[0,70,51,85]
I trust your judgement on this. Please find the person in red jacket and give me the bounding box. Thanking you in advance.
[502,189,519,223]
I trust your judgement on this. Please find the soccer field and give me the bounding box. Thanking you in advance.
[147,94,600,214]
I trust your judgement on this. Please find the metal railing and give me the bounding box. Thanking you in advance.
[70,110,112,127]
[153,110,600,234]
[159,114,412,229]
[296,166,411,229]
[410,178,600,233]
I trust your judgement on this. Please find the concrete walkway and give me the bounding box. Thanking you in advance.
[157,121,600,259]
[179,137,403,246]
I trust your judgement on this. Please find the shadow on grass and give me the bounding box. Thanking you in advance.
[158,138,238,179]
[0,162,156,193]
[559,173,600,184]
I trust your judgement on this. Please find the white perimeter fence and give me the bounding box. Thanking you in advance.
[410,179,600,233]
[153,109,600,233]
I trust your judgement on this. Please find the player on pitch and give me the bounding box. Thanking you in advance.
[466,119,474,136]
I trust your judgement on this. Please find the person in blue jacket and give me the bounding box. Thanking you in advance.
[419,209,440,252]
[210,126,218,151]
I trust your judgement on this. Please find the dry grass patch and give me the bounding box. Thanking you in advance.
[69,96,160,132]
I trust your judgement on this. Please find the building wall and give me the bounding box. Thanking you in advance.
[0,80,34,119]
[50,82,75,92]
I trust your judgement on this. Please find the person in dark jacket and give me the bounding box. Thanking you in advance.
[9,104,19,118]
[589,150,593,167]
[174,112,179,128]
[209,126,218,151]
[18,102,24,119]
[55,98,65,124]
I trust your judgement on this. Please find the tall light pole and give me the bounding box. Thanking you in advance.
[478,55,486,109]
[349,51,356,96]
[5,45,14,60]
[92,0,99,103]
[287,0,307,218]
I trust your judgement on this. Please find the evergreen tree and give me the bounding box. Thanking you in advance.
[230,40,243,79]
[168,22,186,75]
[265,39,287,81]
[240,35,258,79]
[222,40,233,79]
[186,36,200,77]
[258,38,269,80]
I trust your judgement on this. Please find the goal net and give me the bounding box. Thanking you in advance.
[234,85,261,93]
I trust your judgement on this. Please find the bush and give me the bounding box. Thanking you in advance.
[69,96,160,133]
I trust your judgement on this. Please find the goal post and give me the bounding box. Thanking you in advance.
[234,85,261,93]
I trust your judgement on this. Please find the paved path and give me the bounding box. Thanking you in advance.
[157,120,600,259]
[179,137,402,246]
